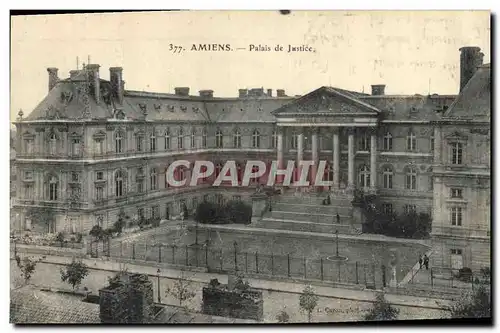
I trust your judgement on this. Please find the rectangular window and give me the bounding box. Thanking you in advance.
[451,207,463,226]
[451,188,463,198]
[137,180,144,193]
[450,142,464,165]
[150,136,156,152]
[136,137,143,152]
[152,205,160,219]
[24,171,33,180]
[96,171,104,180]
[202,131,207,148]
[96,186,103,201]
[450,249,463,255]
[24,184,33,199]
[24,139,34,154]
[72,138,81,156]
[382,203,393,214]
[407,133,416,151]
[137,208,145,220]
[94,139,104,155]
[95,214,104,227]
[404,204,416,214]
[430,135,435,153]
[232,195,242,202]
[71,172,79,182]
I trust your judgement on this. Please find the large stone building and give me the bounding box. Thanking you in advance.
[11,46,490,271]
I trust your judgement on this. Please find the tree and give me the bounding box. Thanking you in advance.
[60,259,90,291]
[113,209,127,234]
[89,225,104,240]
[450,285,491,319]
[276,309,290,323]
[165,272,196,310]
[15,255,42,285]
[364,292,399,321]
[25,207,55,233]
[56,232,65,246]
[299,285,318,323]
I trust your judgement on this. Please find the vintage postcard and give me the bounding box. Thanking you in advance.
[9,10,491,324]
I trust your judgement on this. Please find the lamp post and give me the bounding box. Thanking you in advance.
[335,230,339,258]
[156,268,161,303]
[233,241,238,271]
[195,220,199,245]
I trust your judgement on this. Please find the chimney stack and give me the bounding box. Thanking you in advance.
[371,84,386,96]
[267,89,273,97]
[238,89,248,98]
[47,67,59,92]
[199,90,214,98]
[459,46,484,92]
[86,64,101,103]
[249,88,264,97]
[109,67,124,104]
[276,89,286,97]
[174,87,190,96]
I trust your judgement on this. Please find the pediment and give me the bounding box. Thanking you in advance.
[445,131,469,140]
[272,87,380,116]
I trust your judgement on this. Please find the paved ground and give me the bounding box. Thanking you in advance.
[11,253,452,323]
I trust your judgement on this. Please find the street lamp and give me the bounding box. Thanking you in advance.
[157,268,161,303]
[233,241,238,271]
[335,230,339,258]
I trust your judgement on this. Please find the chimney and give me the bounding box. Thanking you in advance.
[86,64,101,103]
[238,89,248,98]
[371,84,386,96]
[47,67,59,92]
[199,90,214,98]
[249,88,264,97]
[459,46,484,92]
[267,89,273,97]
[109,67,124,104]
[174,87,190,96]
[276,89,286,97]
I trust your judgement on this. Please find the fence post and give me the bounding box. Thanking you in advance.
[355,261,359,284]
[107,238,110,257]
[271,253,274,276]
[432,268,435,288]
[371,264,376,287]
[172,245,176,264]
[120,241,123,257]
[338,262,341,282]
[287,254,291,277]
[219,249,223,271]
[381,264,386,288]
[245,252,248,273]
[205,245,209,269]
[185,245,189,266]
[255,251,259,274]
[364,264,367,286]
[145,243,148,260]
[132,242,135,260]
[158,245,162,263]
[304,257,307,279]
[195,246,199,267]
[320,257,324,281]
[234,246,238,271]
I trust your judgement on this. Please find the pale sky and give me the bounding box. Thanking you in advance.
[10,10,490,122]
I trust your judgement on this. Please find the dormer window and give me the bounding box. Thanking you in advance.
[192,107,199,113]
[138,103,147,113]
[154,104,162,111]
[180,105,187,112]
[168,105,175,112]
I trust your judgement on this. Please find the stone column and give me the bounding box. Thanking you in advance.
[277,127,284,169]
[332,128,340,189]
[297,129,304,184]
[311,127,319,185]
[370,130,377,190]
[347,128,355,188]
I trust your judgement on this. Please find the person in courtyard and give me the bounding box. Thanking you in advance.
[336,213,340,224]
[418,255,423,269]
[423,254,429,270]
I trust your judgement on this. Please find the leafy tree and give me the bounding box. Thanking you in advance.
[299,285,319,323]
[25,207,55,233]
[276,309,290,323]
[165,271,196,309]
[89,225,104,240]
[15,255,42,285]
[60,259,90,291]
[450,285,491,319]
[364,293,399,321]
[113,209,127,234]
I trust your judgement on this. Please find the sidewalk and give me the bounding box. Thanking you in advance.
[29,254,452,311]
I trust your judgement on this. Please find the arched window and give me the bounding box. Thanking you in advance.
[49,132,57,155]
[233,129,241,148]
[150,168,157,190]
[407,131,416,151]
[115,131,123,153]
[48,175,58,201]
[202,127,207,148]
[252,129,260,148]
[383,166,393,189]
[150,132,156,152]
[271,130,278,149]
[177,128,184,149]
[115,170,124,197]
[405,166,417,190]
[190,128,196,148]
[291,132,298,149]
[358,165,370,189]
[383,132,393,151]
[216,129,223,148]
[164,128,171,150]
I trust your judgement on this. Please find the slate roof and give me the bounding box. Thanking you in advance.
[10,286,100,324]
[443,64,491,122]
[205,98,292,123]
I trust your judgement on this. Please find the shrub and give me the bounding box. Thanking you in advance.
[75,233,83,243]
[457,267,473,282]
[55,232,65,245]
[89,225,104,239]
[195,200,252,225]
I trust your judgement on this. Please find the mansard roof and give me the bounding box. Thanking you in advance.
[442,64,491,122]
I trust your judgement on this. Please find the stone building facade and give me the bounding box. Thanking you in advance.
[12,46,490,271]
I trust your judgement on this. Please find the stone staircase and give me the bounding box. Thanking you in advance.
[257,191,358,234]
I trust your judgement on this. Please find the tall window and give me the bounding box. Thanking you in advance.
[136,135,143,152]
[450,142,463,165]
[152,206,160,219]
[177,128,184,149]
[383,132,393,151]
[216,129,223,148]
[115,132,123,153]
[150,132,156,152]
[358,165,370,188]
[95,186,104,201]
[49,133,57,155]
[24,138,34,154]
[405,166,417,190]
[404,204,417,214]
[71,138,81,156]
[291,132,298,149]
[271,130,278,149]
[190,128,196,148]
[359,133,370,151]
[48,175,58,201]
[150,168,157,190]
[430,133,435,153]
[115,170,124,197]
[164,128,171,150]
[451,188,463,198]
[383,166,393,189]
[202,128,207,148]
[450,207,463,226]
[252,129,260,148]
[233,129,241,148]
[406,131,416,151]
[24,184,33,200]
[94,139,104,155]
[382,203,393,214]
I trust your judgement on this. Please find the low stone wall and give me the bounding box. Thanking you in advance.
[202,287,263,321]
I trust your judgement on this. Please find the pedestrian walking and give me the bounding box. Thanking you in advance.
[336,213,340,224]
[418,255,423,269]
[423,254,429,270]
